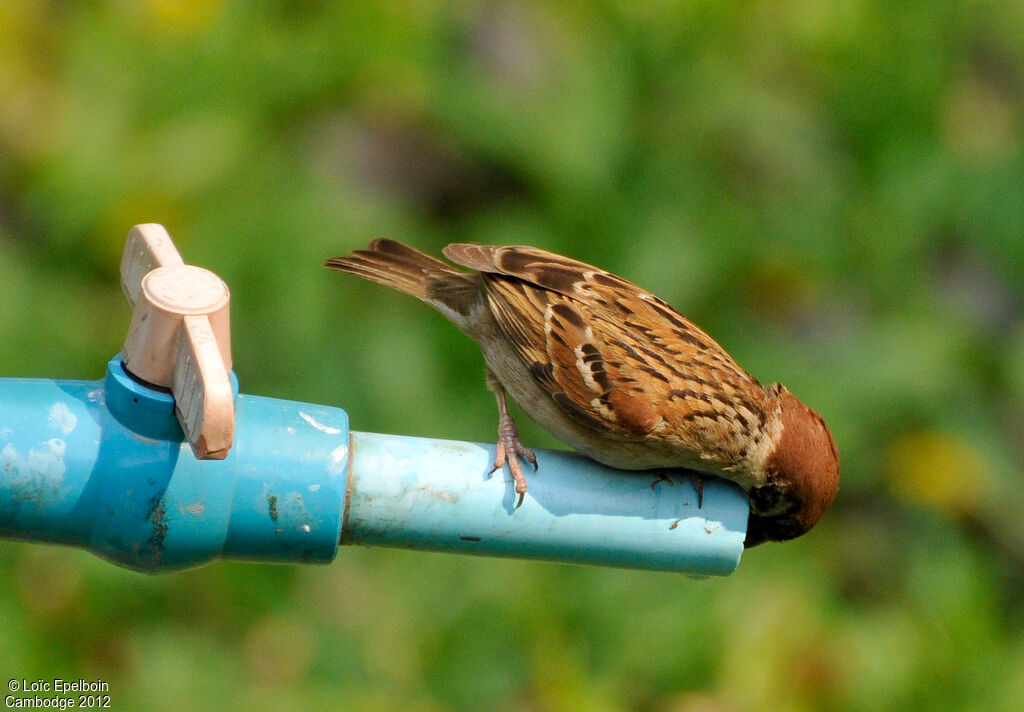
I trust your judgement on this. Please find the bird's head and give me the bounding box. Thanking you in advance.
[744,385,839,547]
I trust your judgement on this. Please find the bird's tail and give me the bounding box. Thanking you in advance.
[325,239,468,301]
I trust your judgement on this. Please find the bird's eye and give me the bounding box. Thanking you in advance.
[750,485,785,514]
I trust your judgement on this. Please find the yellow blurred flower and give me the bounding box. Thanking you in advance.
[146,0,224,35]
[884,429,990,515]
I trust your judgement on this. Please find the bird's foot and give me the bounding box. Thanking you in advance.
[491,413,537,508]
[652,471,703,507]
[650,473,674,490]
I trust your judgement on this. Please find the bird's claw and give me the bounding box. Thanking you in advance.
[493,413,536,509]
[689,471,705,508]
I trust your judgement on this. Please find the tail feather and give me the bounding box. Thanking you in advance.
[363,238,453,273]
[325,238,482,319]
[325,239,462,300]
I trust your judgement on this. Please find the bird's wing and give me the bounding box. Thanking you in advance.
[442,244,768,453]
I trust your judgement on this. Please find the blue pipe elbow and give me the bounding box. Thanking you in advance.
[0,357,348,572]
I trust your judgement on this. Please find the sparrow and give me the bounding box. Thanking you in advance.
[325,240,839,546]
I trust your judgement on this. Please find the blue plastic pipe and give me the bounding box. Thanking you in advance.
[344,432,747,575]
[0,356,748,575]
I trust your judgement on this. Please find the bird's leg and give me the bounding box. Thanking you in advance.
[486,371,537,508]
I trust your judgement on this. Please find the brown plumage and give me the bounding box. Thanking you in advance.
[325,240,839,545]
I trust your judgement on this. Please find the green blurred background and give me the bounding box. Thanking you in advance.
[2,1,1023,710]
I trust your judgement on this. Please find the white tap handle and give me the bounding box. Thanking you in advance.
[120,224,185,307]
[119,224,234,459]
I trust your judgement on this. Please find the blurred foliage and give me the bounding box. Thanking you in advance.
[2,1,1024,710]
